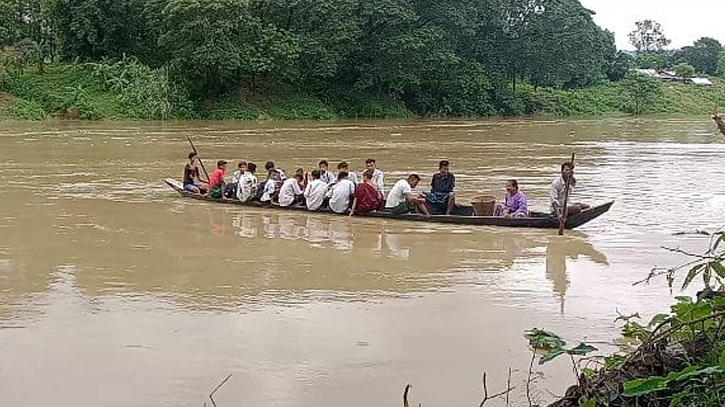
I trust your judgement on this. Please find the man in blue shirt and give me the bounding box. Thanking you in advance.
[426,160,456,215]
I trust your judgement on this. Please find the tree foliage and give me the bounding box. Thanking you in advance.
[675,37,723,76]
[621,72,663,115]
[628,20,671,55]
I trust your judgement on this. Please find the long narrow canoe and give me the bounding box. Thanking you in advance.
[165,178,613,229]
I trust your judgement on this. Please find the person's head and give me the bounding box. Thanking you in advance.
[268,169,280,180]
[247,162,257,174]
[407,173,421,188]
[561,161,574,180]
[363,170,374,181]
[217,160,227,169]
[506,179,519,194]
[188,152,198,163]
[337,171,349,181]
[365,158,377,171]
[238,161,247,172]
[319,160,329,172]
[265,161,276,171]
[438,160,450,174]
[337,161,350,171]
[311,169,321,180]
[295,168,304,178]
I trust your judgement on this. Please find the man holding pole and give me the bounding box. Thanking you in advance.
[183,152,207,194]
[550,161,590,219]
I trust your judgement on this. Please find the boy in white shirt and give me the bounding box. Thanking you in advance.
[304,170,328,211]
[365,158,384,193]
[236,163,258,202]
[279,171,305,207]
[329,172,356,214]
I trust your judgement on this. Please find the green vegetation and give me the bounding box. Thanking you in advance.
[0,2,724,121]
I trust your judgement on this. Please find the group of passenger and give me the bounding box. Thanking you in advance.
[183,153,588,218]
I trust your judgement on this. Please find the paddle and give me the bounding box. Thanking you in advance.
[558,153,576,236]
[187,136,211,183]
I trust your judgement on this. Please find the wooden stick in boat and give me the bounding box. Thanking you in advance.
[713,113,725,137]
[187,136,211,182]
[558,153,576,236]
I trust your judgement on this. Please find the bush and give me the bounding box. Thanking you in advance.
[7,98,46,120]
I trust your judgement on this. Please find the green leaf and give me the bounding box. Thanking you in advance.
[540,348,566,365]
[665,366,720,383]
[567,343,598,356]
[525,329,566,350]
[623,376,667,397]
[682,264,705,290]
[713,233,724,252]
[578,400,595,407]
[711,261,725,278]
[720,348,725,371]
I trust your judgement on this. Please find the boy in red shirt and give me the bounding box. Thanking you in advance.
[350,170,383,216]
[207,160,227,198]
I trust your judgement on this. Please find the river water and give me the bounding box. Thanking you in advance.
[0,118,723,407]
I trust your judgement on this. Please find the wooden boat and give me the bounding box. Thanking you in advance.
[165,178,613,229]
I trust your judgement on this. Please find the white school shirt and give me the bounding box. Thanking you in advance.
[320,171,336,184]
[260,180,277,202]
[304,179,328,211]
[278,178,302,207]
[385,179,412,208]
[371,169,384,193]
[237,172,257,202]
[329,179,356,214]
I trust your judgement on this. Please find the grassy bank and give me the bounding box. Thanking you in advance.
[1,64,724,121]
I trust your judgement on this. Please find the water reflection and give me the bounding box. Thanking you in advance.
[546,236,610,313]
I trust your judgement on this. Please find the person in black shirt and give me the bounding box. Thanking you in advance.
[426,160,456,215]
[183,152,207,194]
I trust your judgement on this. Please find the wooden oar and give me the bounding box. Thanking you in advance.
[558,153,576,236]
[187,136,211,182]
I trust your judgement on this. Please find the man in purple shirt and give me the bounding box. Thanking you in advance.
[498,180,528,218]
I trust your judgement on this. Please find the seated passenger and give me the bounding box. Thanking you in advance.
[260,170,282,204]
[329,171,356,214]
[337,161,358,184]
[225,161,246,198]
[304,170,328,211]
[236,163,258,202]
[385,174,430,216]
[425,160,456,215]
[365,158,385,194]
[550,161,590,217]
[207,160,227,199]
[182,152,207,194]
[279,170,305,207]
[495,180,528,218]
[350,170,384,216]
[319,160,336,184]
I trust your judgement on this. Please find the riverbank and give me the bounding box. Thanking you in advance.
[1,64,725,121]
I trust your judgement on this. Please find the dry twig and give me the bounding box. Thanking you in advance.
[209,373,233,407]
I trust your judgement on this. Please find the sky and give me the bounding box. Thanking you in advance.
[578,0,725,49]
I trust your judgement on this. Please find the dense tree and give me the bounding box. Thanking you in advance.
[718,52,725,79]
[673,62,695,78]
[1,0,680,116]
[675,37,722,75]
[628,20,671,54]
[621,72,663,115]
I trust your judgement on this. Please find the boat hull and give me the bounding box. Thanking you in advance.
[164,178,613,230]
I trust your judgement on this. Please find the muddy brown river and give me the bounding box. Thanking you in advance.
[0,118,723,407]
